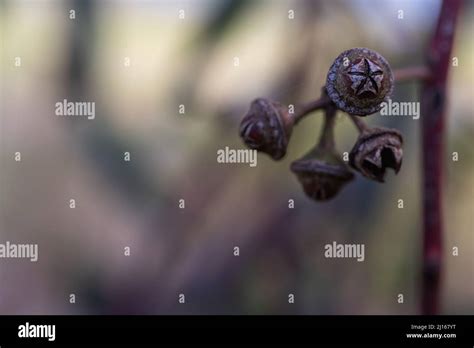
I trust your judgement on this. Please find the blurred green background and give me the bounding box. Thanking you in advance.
[0,0,472,314]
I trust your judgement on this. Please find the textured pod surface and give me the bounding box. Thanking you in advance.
[291,151,354,201]
[326,48,394,116]
[239,98,292,160]
[349,127,403,182]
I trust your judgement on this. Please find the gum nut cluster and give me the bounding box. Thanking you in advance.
[239,47,403,202]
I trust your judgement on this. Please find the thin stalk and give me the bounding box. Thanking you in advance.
[420,0,462,315]
[317,104,337,151]
[348,114,369,133]
[293,94,332,124]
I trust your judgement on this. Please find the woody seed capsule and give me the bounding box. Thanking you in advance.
[326,48,394,116]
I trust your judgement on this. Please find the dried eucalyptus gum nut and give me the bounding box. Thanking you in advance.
[326,48,394,116]
[239,98,293,160]
[349,127,403,183]
[291,149,354,201]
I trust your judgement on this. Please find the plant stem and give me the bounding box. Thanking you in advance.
[420,0,462,315]
[317,104,337,150]
[348,114,369,133]
[394,66,431,83]
[293,93,332,124]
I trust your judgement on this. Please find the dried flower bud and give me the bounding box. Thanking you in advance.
[326,48,394,116]
[349,127,403,182]
[239,98,293,160]
[291,148,354,201]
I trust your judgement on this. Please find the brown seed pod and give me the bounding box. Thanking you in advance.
[326,48,394,116]
[291,148,354,201]
[349,127,403,182]
[239,98,293,160]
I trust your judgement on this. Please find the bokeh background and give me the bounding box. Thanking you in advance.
[0,0,473,314]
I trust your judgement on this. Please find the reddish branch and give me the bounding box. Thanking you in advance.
[420,0,462,315]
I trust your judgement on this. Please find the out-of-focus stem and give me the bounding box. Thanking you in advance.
[420,0,462,315]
